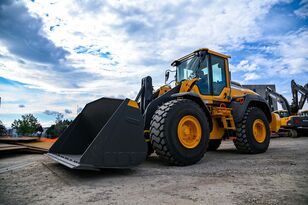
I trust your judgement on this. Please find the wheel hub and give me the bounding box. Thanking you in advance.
[252,119,266,143]
[177,115,202,149]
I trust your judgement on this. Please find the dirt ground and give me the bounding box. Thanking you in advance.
[0,137,308,205]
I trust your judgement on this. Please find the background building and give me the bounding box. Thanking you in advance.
[242,84,278,111]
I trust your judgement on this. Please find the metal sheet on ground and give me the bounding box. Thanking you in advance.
[0,143,26,151]
[0,141,53,153]
[16,141,53,151]
[0,136,39,142]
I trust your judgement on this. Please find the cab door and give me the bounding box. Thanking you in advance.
[193,53,231,103]
[210,54,230,102]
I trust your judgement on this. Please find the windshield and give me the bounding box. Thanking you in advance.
[275,111,289,118]
[176,52,208,82]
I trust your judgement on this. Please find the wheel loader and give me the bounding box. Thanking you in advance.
[265,80,308,137]
[48,48,274,170]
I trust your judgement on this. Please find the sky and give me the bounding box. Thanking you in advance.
[0,0,307,127]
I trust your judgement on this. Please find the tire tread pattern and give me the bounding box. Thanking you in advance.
[234,107,254,153]
[150,99,200,165]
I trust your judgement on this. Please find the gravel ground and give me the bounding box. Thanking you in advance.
[0,137,307,205]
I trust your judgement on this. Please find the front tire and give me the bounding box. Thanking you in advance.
[150,99,210,165]
[234,107,270,153]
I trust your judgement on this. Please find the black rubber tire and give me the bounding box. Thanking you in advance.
[289,129,298,138]
[207,139,222,151]
[233,107,270,154]
[150,99,210,165]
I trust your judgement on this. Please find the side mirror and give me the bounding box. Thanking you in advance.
[165,70,170,84]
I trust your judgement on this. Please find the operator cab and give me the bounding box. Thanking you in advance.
[300,110,308,117]
[274,110,290,118]
[171,48,231,99]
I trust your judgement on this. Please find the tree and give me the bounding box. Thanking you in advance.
[0,120,7,136]
[11,114,40,136]
[46,119,72,138]
[55,113,64,123]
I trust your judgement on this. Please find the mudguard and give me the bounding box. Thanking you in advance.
[230,94,272,123]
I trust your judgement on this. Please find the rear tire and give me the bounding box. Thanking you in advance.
[289,129,298,138]
[207,139,222,151]
[234,107,270,153]
[150,99,210,165]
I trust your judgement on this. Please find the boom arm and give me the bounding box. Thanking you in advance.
[290,80,308,114]
[265,87,291,115]
[135,76,154,114]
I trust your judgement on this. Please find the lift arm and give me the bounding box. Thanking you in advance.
[135,76,154,114]
[290,80,308,114]
[265,87,291,115]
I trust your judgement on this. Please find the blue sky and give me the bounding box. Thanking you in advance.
[0,0,307,127]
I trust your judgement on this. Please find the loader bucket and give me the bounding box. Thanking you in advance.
[47,98,147,170]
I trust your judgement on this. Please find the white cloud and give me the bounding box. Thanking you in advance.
[20,0,287,92]
[232,29,308,78]
[275,30,308,74]
[243,72,261,81]
[294,0,308,18]
[231,60,259,72]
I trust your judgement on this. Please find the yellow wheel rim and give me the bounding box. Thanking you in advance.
[177,115,202,149]
[252,119,266,143]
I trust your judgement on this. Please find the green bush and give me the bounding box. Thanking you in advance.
[11,114,41,136]
[46,119,72,138]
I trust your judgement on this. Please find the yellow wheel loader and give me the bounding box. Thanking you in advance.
[48,48,273,170]
[265,81,308,137]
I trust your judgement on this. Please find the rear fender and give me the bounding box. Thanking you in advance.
[231,94,272,123]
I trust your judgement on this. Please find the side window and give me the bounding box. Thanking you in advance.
[211,55,226,95]
[196,54,210,95]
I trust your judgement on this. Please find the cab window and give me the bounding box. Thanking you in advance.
[211,55,226,95]
[195,54,210,95]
